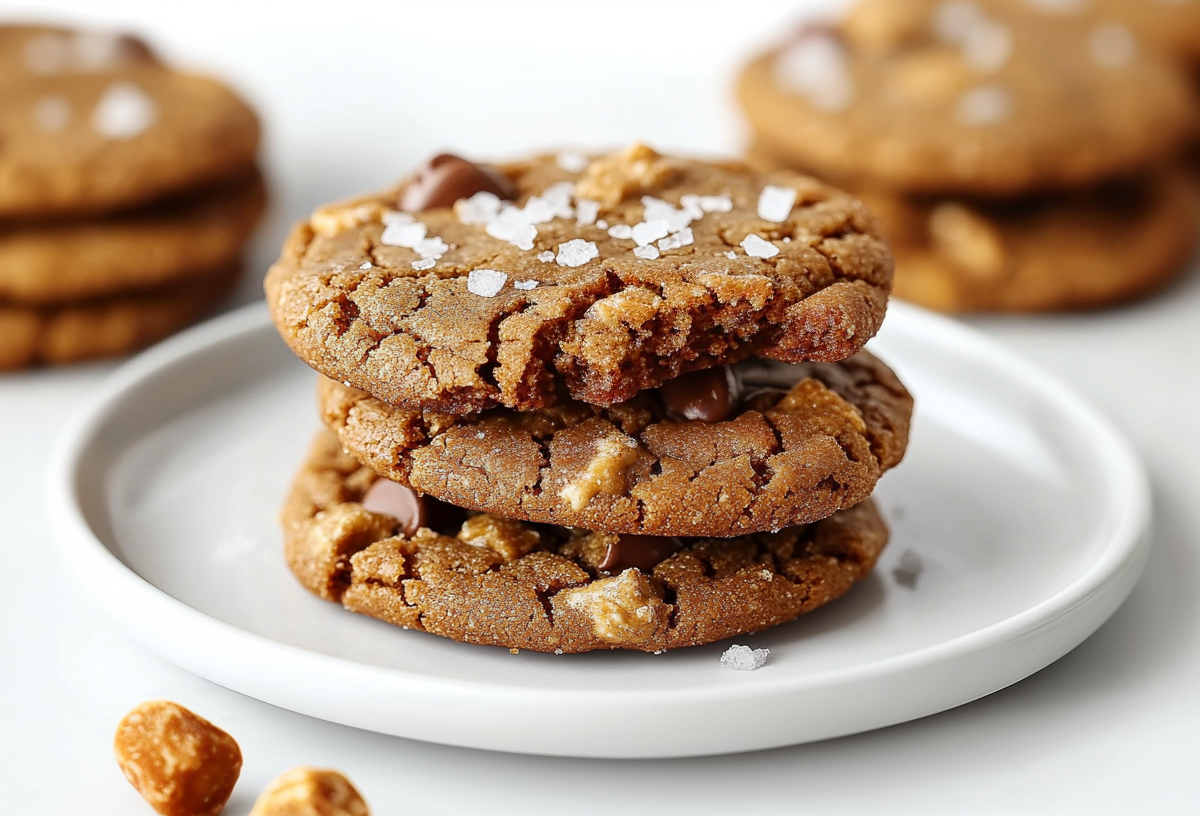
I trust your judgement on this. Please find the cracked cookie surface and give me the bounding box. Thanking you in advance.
[317,352,911,538]
[265,145,893,414]
[283,430,889,653]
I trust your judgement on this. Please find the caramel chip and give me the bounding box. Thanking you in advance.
[249,766,369,816]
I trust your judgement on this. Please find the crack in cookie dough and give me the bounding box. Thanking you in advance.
[266,145,893,413]
[282,431,890,653]
[317,352,912,538]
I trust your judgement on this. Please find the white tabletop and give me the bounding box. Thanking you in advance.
[4,1,1199,812]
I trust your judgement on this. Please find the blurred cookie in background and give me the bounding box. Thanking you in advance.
[0,22,264,369]
[737,0,1199,312]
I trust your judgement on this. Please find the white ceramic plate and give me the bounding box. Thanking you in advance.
[48,301,1150,759]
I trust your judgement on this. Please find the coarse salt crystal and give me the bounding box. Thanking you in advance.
[380,220,427,247]
[359,261,373,270]
[607,224,634,240]
[455,191,503,225]
[634,245,660,260]
[596,219,608,229]
[725,250,738,260]
[575,199,601,226]
[1089,22,1136,69]
[774,35,854,111]
[957,83,1012,126]
[32,95,71,132]
[383,210,414,224]
[556,239,599,268]
[697,194,733,212]
[467,269,507,297]
[658,227,694,252]
[557,151,589,173]
[510,223,537,251]
[537,250,555,262]
[962,19,1013,73]
[642,196,695,232]
[514,279,539,290]
[413,236,449,259]
[631,219,670,247]
[720,644,770,671]
[92,81,156,140]
[741,234,779,259]
[757,185,797,223]
[411,258,436,271]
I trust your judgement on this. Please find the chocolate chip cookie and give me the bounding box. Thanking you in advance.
[316,351,911,538]
[283,430,889,653]
[737,0,1196,196]
[266,144,893,414]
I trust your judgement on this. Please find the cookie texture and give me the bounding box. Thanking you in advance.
[266,144,893,414]
[0,262,238,370]
[317,352,912,538]
[0,170,265,305]
[0,25,259,218]
[282,430,889,653]
[737,0,1196,196]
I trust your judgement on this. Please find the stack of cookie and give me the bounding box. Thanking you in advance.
[267,144,913,654]
[0,24,263,370]
[737,0,1199,312]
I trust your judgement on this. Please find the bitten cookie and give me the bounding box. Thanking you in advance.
[282,430,889,653]
[266,144,893,414]
[0,24,259,218]
[736,0,1196,196]
[0,170,265,305]
[317,352,912,538]
[0,262,238,370]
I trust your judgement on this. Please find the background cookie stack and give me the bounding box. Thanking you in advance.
[267,144,913,654]
[737,0,1199,312]
[0,24,264,370]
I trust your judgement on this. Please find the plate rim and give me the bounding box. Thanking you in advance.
[46,301,1153,751]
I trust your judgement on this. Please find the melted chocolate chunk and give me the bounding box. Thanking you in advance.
[361,478,465,536]
[598,534,686,574]
[400,153,515,212]
[658,367,738,422]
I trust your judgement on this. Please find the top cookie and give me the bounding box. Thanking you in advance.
[266,144,893,414]
[0,24,260,218]
[736,0,1196,196]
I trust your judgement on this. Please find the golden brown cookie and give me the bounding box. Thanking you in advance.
[316,352,911,538]
[749,140,1199,311]
[282,430,889,653]
[0,262,238,370]
[265,144,893,414]
[0,25,259,218]
[0,170,265,305]
[736,0,1196,197]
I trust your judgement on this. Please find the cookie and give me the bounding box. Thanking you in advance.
[0,262,238,370]
[282,429,889,653]
[0,170,265,305]
[748,140,1199,311]
[0,26,259,218]
[736,0,1196,197]
[316,351,911,538]
[265,144,893,414]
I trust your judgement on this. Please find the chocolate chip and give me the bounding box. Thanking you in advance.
[658,366,738,422]
[361,478,465,537]
[400,153,515,212]
[598,534,686,574]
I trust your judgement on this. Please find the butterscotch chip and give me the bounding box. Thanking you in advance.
[113,700,242,816]
[280,430,890,653]
[316,352,911,538]
[265,144,893,414]
[249,767,369,816]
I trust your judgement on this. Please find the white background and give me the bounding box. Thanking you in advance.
[2,0,1199,812]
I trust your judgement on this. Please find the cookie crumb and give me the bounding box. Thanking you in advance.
[740,234,779,259]
[250,766,369,816]
[1089,22,1136,69]
[892,549,923,589]
[411,258,436,271]
[555,239,599,268]
[510,648,521,655]
[634,245,660,260]
[32,94,72,133]
[721,644,770,671]
[757,185,797,223]
[536,250,555,262]
[557,151,589,173]
[554,648,564,655]
[92,81,156,140]
[514,279,539,290]
[467,269,507,297]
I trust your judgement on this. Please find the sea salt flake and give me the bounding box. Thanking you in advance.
[382,211,414,225]
[658,227,694,252]
[455,191,503,224]
[537,250,555,262]
[641,196,694,232]
[467,269,507,297]
[1089,22,1136,69]
[510,223,537,251]
[32,95,72,132]
[634,245,660,260]
[721,644,770,671]
[359,261,373,270]
[72,31,127,71]
[892,549,924,589]
[413,236,449,259]
[631,219,670,247]
[757,185,797,223]
[963,19,1013,72]
[557,151,589,173]
[957,83,1012,126]
[678,194,706,221]
[575,199,600,226]
[725,250,738,260]
[1022,0,1088,13]
[92,81,156,140]
[774,35,854,111]
[697,194,733,213]
[514,279,539,290]
[596,219,608,229]
[381,220,427,247]
[934,0,986,44]
[740,234,779,259]
[411,258,436,271]
[24,34,68,74]
[556,239,599,268]
[607,224,634,240]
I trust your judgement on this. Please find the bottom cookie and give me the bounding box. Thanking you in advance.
[0,262,239,371]
[748,141,1199,312]
[282,430,889,653]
